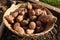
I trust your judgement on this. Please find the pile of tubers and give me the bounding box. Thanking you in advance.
[5,2,57,35]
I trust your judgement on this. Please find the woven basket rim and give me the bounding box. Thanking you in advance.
[3,3,54,37]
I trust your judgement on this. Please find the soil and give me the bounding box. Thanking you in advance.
[0,1,60,40]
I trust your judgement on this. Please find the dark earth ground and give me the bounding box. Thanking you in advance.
[0,0,60,40]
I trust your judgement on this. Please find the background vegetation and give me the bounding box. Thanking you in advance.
[40,0,60,8]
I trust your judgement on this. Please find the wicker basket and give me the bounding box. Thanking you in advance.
[3,3,55,37]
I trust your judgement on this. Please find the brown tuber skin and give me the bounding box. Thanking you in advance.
[42,10,47,15]
[13,22,25,34]
[20,20,29,26]
[38,15,50,23]
[30,16,37,21]
[13,22,20,27]
[26,18,30,22]
[36,21,41,27]
[27,2,32,10]
[35,26,43,33]
[5,15,14,23]
[11,11,18,18]
[29,9,35,16]
[26,29,34,34]
[35,21,43,33]
[40,10,47,17]
[32,4,43,9]
[35,9,43,16]
[19,8,27,15]
[38,14,57,23]
[23,26,28,30]
[29,22,36,29]
[16,15,23,22]
[47,15,57,23]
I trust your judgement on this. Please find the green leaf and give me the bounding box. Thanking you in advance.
[40,0,60,8]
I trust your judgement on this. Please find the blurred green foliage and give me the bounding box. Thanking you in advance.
[40,0,60,8]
